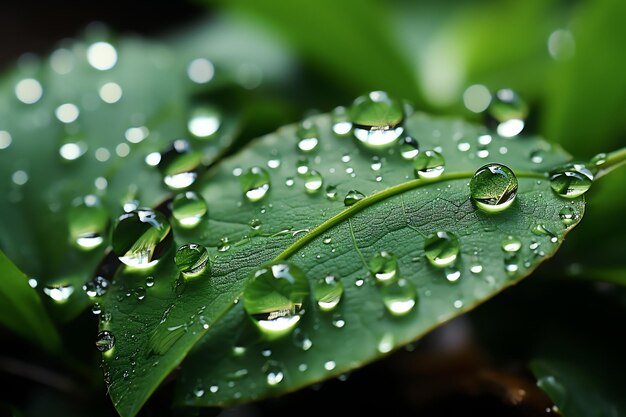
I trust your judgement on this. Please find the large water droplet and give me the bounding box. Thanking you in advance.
[470,163,518,212]
[241,166,271,202]
[158,140,202,189]
[243,262,309,337]
[112,209,172,269]
[314,275,344,311]
[381,279,417,316]
[304,170,323,193]
[549,163,593,198]
[68,195,108,250]
[175,244,209,278]
[413,150,445,178]
[559,206,580,226]
[297,120,319,152]
[344,190,365,206]
[399,136,419,159]
[350,91,404,148]
[171,191,208,228]
[96,331,115,352]
[369,251,398,282]
[425,231,460,267]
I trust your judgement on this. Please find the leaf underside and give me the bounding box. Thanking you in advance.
[101,111,584,416]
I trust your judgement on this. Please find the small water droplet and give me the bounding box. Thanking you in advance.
[55,103,80,124]
[83,275,110,297]
[332,106,352,135]
[324,361,336,371]
[314,275,344,311]
[502,236,522,253]
[218,237,231,252]
[425,231,460,267]
[171,191,208,228]
[188,106,220,139]
[91,302,102,315]
[96,331,115,352]
[370,157,382,171]
[453,300,464,309]
[368,251,398,282]
[68,195,108,250]
[192,383,205,398]
[158,140,201,189]
[264,361,284,386]
[488,89,528,137]
[15,78,43,104]
[146,276,155,288]
[470,163,518,212]
[530,150,544,164]
[344,190,365,206]
[325,185,338,200]
[549,163,593,198]
[559,206,580,226]
[470,263,483,274]
[444,267,461,282]
[43,285,74,302]
[377,333,394,353]
[175,244,209,278]
[413,150,445,178]
[112,209,172,269]
[304,170,323,193]
[285,177,294,187]
[297,121,319,152]
[332,315,346,328]
[399,136,419,159]
[381,279,417,315]
[504,253,519,274]
[241,166,271,202]
[243,262,308,337]
[532,224,557,241]
[350,91,404,148]
[292,328,313,351]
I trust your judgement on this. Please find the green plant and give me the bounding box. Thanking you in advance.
[2,2,626,417]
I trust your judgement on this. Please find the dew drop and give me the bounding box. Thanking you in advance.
[332,315,346,328]
[331,106,352,135]
[559,206,579,226]
[193,384,205,398]
[158,140,201,189]
[413,150,445,178]
[292,328,313,351]
[444,267,461,282]
[470,263,483,274]
[399,136,419,159]
[243,262,309,337]
[218,237,230,252]
[325,185,338,200]
[350,91,404,148]
[488,89,528,137]
[43,285,74,302]
[344,190,365,206]
[381,279,417,316]
[83,275,110,298]
[241,166,271,202]
[171,192,208,228]
[175,244,209,278]
[297,120,319,152]
[68,195,108,250]
[502,236,522,253]
[324,361,336,371]
[91,302,102,315]
[96,331,115,352]
[368,251,398,282]
[470,163,518,212]
[377,333,394,353]
[549,163,593,198]
[188,106,220,139]
[285,177,294,187]
[264,361,284,386]
[111,209,172,269]
[99,82,122,104]
[304,170,323,193]
[187,58,215,84]
[314,275,344,311]
[424,231,460,267]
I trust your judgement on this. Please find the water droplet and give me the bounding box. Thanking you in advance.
[135,286,146,301]
[559,206,579,226]
[188,106,220,139]
[532,224,557,241]
[324,361,336,371]
[83,275,109,297]
[463,84,492,113]
[332,315,346,328]
[87,41,117,70]
[314,275,344,311]
[28,278,38,288]
[249,218,262,230]
[470,263,483,274]
[146,276,155,288]
[112,209,172,269]
[91,303,102,315]
[350,91,404,148]
[504,254,519,274]
[444,267,461,282]
[377,333,394,353]
[297,121,319,152]
[43,285,74,302]
[55,103,79,123]
[399,136,419,159]
[413,150,445,178]
[241,166,271,202]
[15,78,43,104]
[59,142,87,161]
[296,158,309,175]
[424,232,460,267]
[549,163,593,198]
[268,158,281,169]
[187,58,215,84]
[158,140,202,189]
[99,82,122,104]
[125,126,149,144]
[344,190,365,206]
[331,106,352,135]
[218,237,231,252]
[292,328,313,351]
[96,331,115,352]
[530,150,544,164]
[488,89,528,137]
[470,163,518,212]
[175,244,209,278]
[370,157,382,171]
[502,236,522,253]
[0,131,12,150]
[171,192,208,228]
[285,177,294,187]
[381,279,417,316]
[453,300,464,309]
[304,170,323,193]
[243,262,309,337]
[368,251,398,282]
[325,185,338,200]
[68,196,108,250]
[264,361,284,386]
[193,384,205,398]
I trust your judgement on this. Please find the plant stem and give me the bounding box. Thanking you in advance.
[593,146,626,179]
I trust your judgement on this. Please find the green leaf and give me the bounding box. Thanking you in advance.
[0,16,295,320]
[0,250,61,352]
[101,104,585,416]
